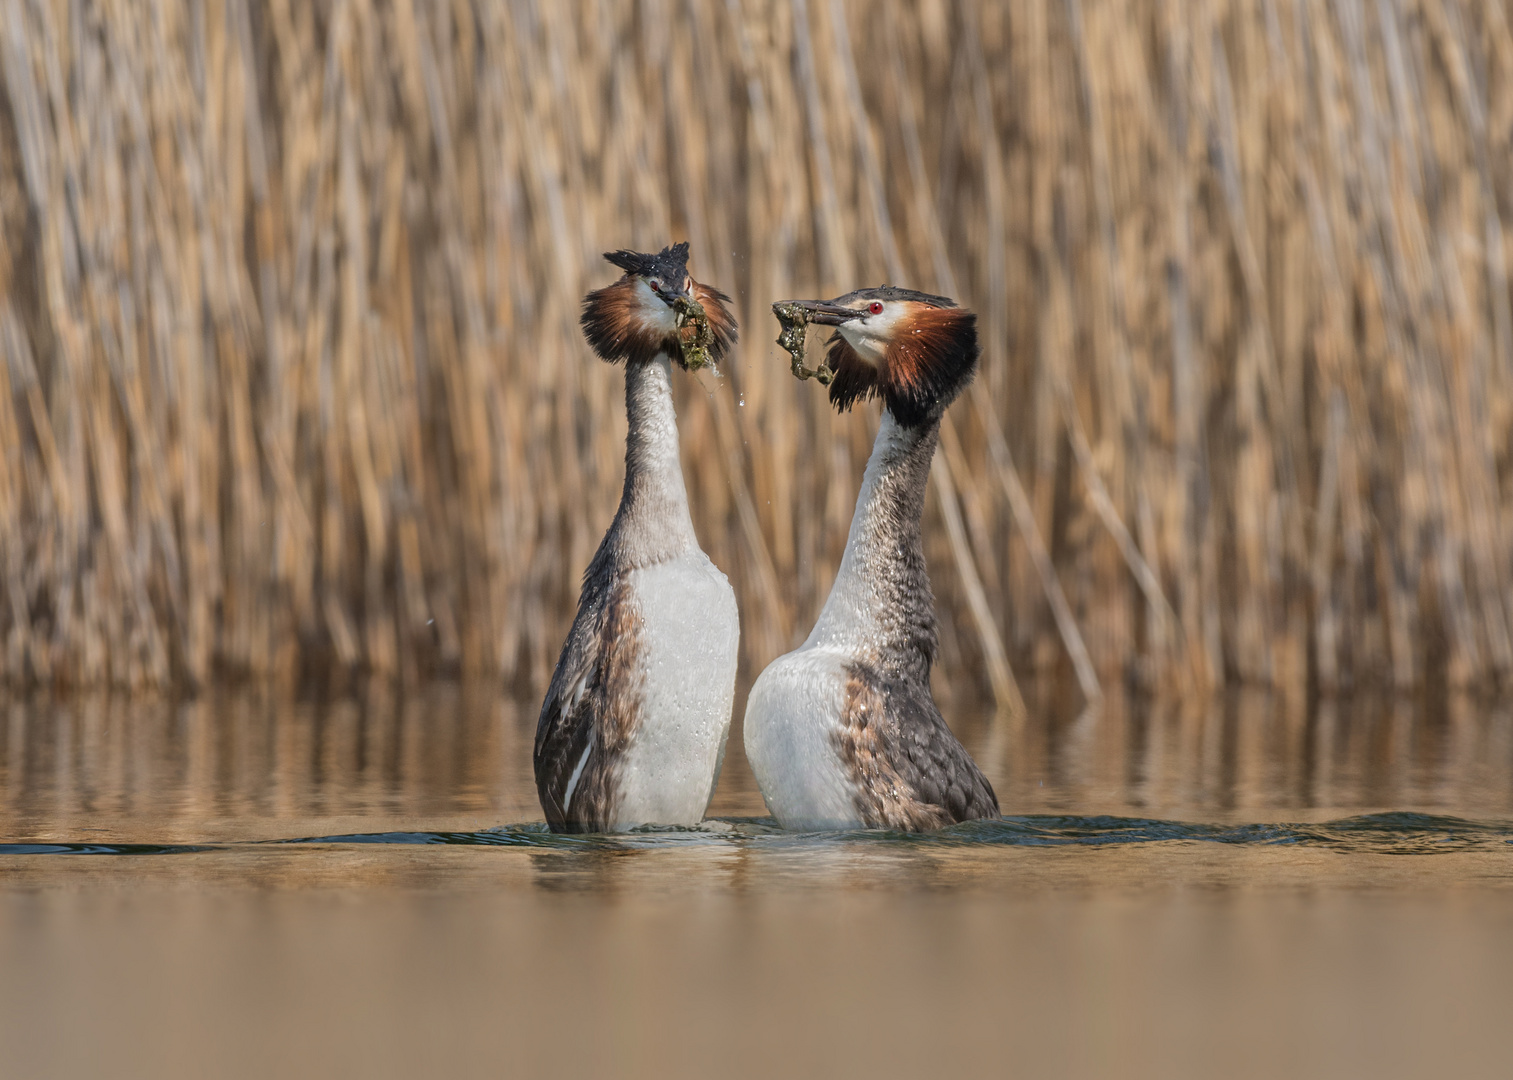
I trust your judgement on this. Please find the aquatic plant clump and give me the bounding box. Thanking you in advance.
[672,295,716,372]
[773,301,835,385]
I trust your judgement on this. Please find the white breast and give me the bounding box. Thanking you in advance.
[742,647,862,831]
[612,552,739,829]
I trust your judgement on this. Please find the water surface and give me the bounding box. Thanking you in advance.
[3,685,1512,1079]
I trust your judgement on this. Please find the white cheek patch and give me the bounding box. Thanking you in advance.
[840,304,911,363]
[631,278,678,335]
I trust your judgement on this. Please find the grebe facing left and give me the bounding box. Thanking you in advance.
[534,243,739,833]
[744,287,999,831]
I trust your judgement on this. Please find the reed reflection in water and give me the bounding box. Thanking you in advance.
[4,686,1513,1080]
[3,684,1511,843]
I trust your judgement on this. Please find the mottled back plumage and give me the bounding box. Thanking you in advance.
[836,663,1000,829]
[534,549,644,831]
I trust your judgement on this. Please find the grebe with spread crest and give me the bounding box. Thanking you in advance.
[744,287,999,831]
[534,243,739,833]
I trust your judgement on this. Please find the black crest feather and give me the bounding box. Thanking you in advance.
[827,284,957,309]
[602,242,690,284]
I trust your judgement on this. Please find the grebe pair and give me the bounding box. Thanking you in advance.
[533,245,997,833]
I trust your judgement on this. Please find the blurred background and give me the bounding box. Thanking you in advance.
[6,7,1513,1079]
[1,0,1512,713]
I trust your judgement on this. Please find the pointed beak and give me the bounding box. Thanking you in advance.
[773,299,861,326]
[655,280,693,304]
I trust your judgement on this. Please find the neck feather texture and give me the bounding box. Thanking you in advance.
[604,356,698,566]
[807,412,939,679]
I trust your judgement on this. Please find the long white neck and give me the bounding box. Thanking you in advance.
[610,356,699,565]
[806,412,940,676]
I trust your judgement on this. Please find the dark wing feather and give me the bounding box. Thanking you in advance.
[534,569,645,832]
[835,664,999,830]
[533,600,605,830]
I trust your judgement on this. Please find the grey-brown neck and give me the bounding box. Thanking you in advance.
[806,412,940,681]
[602,356,699,568]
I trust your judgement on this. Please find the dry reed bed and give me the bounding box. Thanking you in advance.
[0,0,1510,703]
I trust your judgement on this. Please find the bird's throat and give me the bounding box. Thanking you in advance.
[614,357,698,564]
[806,412,940,670]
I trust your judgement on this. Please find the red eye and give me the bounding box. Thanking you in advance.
[868,301,884,315]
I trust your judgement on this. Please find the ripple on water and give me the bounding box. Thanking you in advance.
[3,812,1511,856]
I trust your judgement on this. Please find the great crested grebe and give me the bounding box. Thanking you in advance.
[744,287,999,831]
[534,243,740,833]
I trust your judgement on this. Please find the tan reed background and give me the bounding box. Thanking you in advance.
[0,0,1511,703]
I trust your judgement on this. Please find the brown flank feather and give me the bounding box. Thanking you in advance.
[563,578,645,830]
[833,668,954,830]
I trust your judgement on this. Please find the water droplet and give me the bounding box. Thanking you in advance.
[738,394,746,407]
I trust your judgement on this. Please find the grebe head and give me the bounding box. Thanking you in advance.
[581,242,737,369]
[778,286,979,427]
